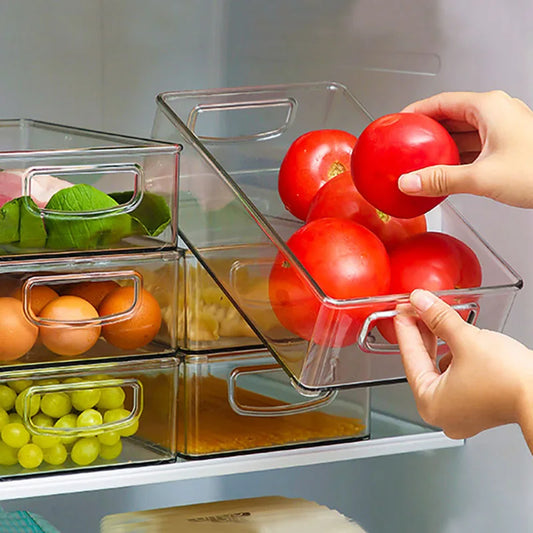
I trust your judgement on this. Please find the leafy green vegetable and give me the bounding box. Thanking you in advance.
[19,198,47,248]
[45,184,132,250]
[109,191,171,236]
[0,185,172,252]
[0,197,46,248]
[0,198,21,244]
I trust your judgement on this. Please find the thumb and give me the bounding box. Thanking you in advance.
[398,163,473,198]
[409,289,473,349]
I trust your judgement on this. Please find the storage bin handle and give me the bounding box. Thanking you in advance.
[228,363,337,417]
[21,270,143,326]
[23,163,144,217]
[357,301,480,354]
[21,378,143,437]
[187,98,296,142]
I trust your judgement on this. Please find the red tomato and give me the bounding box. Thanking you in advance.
[351,113,460,218]
[278,129,358,221]
[377,231,482,344]
[306,171,427,249]
[268,218,391,347]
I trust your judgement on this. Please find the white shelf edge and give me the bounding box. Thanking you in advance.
[0,432,463,502]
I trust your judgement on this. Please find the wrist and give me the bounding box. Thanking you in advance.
[516,350,533,454]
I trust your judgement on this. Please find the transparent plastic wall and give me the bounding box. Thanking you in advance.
[153,82,522,391]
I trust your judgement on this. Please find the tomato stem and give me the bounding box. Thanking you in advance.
[327,161,346,180]
[376,209,391,223]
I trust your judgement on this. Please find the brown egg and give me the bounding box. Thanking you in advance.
[61,280,120,309]
[0,297,39,361]
[99,287,162,350]
[11,285,59,315]
[39,296,101,356]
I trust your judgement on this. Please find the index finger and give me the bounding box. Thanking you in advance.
[394,311,440,394]
[401,91,482,128]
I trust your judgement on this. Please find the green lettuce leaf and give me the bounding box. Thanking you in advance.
[19,197,48,248]
[45,184,132,250]
[0,197,47,248]
[0,198,21,244]
[109,191,171,236]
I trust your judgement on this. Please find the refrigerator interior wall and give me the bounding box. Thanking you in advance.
[0,1,531,533]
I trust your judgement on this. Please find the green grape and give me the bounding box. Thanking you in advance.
[15,390,41,418]
[71,437,100,466]
[31,412,59,448]
[77,409,103,429]
[0,441,18,466]
[40,392,72,419]
[1,423,30,448]
[103,408,138,437]
[97,430,120,447]
[8,380,33,394]
[86,374,112,382]
[32,434,61,449]
[0,407,9,431]
[42,443,68,466]
[63,377,84,385]
[99,439,122,461]
[8,413,22,425]
[18,443,43,469]
[0,385,16,411]
[96,387,125,410]
[39,379,60,386]
[54,413,79,444]
[71,389,101,412]
[32,413,54,428]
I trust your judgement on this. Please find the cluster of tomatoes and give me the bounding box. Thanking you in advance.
[269,113,482,348]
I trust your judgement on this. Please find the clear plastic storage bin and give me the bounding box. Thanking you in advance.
[153,81,523,391]
[177,247,263,353]
[177,350,369,458]
[0,250,179,366]
[0,119,180,257]
[0,357,178,478]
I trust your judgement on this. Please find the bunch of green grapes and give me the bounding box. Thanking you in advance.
[0,376,138,471]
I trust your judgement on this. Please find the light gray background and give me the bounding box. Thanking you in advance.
[0,1,532,532]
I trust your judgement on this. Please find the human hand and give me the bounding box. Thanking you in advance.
[397,90,533,208]
[394,289,533,453]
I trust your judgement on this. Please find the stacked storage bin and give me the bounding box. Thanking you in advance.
[151,82,522,457]
[0,119,181,476]
[151,84,382,458]
[171,250,370,458]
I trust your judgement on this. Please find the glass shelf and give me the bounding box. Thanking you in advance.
[0,405,461,502]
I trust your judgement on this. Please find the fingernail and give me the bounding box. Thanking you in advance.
[410,289,436,312]
[398,173,422,193]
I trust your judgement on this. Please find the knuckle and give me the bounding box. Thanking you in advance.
[512,96,530,111]
[425,166,449,195]
[425,304,453,335]
[485,89,511,102]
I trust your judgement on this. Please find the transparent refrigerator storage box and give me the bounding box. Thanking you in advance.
[177,247,263,353]
[0,357,178,478]
[153,81,523,391]
[0,250,179,367]
[177,350,369,458]
[0,119,180,257]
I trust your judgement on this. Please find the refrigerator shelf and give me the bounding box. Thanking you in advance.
[0,411,462,502]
